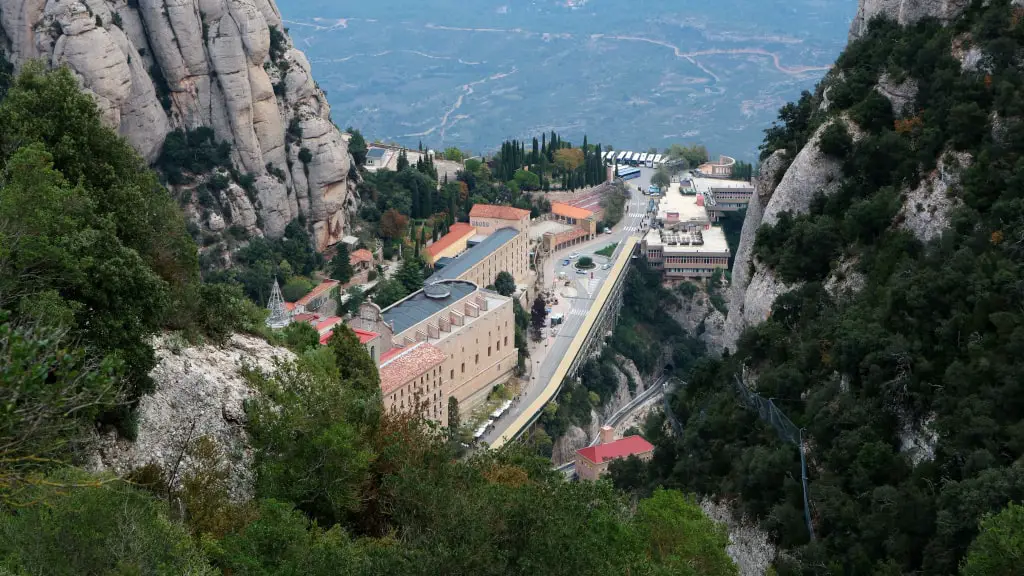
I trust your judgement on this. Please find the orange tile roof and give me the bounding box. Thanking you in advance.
[426,223,476,258]
[378,342,447,395]
[314,316,344,334]
[349,248,373,265]
[551,202,593,221]
[352,328,379,344]
[296,280,340,307]
[319,331,335,346]
[470,203,531,221]
[379,346,405,364]
[576,436,654,465]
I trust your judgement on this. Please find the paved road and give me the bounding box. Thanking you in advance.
[481,168,658,446]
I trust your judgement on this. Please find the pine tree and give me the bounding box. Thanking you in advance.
[330,243,353,283]
[447,396,460,438]
[397,149,409,171]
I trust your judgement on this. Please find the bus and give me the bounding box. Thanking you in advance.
[645,154,655,168]
[629,152,640,165]
[616,151,628,163]
[617,166,641,180]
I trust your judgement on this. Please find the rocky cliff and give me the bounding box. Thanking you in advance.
[0,0,356,249]
[722,1,974,353]
[93,333,294,499]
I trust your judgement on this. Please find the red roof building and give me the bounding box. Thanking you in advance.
[551,202,594,222]
[295,280,340,312]
[425,223,477,264]
[575,433,654,481]
[378,342,448,422]
[349,249,373,273]
[469,204,531,221]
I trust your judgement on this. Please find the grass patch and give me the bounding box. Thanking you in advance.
[595,243,617,258]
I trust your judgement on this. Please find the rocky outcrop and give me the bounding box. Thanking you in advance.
[551,417,598,465]
[0,0,356,249]
[849,0,970,40]
[895,151,970,243]
[722,150,787,352]
[94,333,294,499]
[700,499,776,576]
[669,288,726,356]
[876,72,918,116]
[723,118,860,352]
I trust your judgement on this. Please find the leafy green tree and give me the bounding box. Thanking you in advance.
[634,489,738,576]
[214,499,377,575]
[443,147,465,162]
[373,278,408,309]
[245,356,376,527]
[346,127,368,166]
[961,502,1024,576]
[327,325,381,395]
[530,294,547,341]
[331,243,354,283]
[282,320,320,352]
[448,397,460,438]
[395,254,425,293]
[396,149,409,171]
[0,319,122,503]
[282,276,315,302]
[0,472,213,575]
[493,271,516,296]
[650,167,671,189]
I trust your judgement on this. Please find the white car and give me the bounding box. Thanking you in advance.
[601,263,611,270]
[568,252,580,259]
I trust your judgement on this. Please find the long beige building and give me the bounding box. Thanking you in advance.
[426,227,530,287]
[469,204,531,236]
[349,280,518,423]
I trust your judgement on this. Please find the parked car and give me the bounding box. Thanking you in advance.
[605,228,613,234]
[648,185,661,194]
[601,263,611,270]
[562,259,570,266]
[576,269,587,275]
[569,252,580,259]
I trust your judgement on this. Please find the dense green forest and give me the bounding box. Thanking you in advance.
[616,2,1024,574]
[0,63,740,574]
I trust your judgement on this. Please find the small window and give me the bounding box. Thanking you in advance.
[488,346,491,357]
[475,354,479,364]
[451,369,455,379]
[504,336,509,347]
[461,363,465,373]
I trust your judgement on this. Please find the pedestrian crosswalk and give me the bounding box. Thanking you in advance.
[568,308,588,318]
[628,212,646,218]
[623,225,643,232]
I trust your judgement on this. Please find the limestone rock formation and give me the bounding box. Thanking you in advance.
[895,151,971,243]
[94,333,294,500]
[849,0,970,40]
[722,118,860,352]
[669,289,726,356]
[0,0,356,249]
[876,72,918,116]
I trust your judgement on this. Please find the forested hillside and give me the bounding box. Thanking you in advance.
[0,64,738,575]
[616,1,1024,573]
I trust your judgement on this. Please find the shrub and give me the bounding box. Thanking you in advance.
[818,121,853,158]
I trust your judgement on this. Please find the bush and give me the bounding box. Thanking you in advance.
[818,121,853,158]
[282,277,315,302]
[298,147,313,164]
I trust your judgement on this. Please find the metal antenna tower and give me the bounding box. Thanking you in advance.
[265,278,291,329]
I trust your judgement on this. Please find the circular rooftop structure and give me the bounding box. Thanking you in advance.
[423,283,452,299]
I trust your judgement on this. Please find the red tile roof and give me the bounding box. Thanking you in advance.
[576,435,654,465]
[293,313,319,323]
[378,342,447,395]
[426,223,476,258]
[349,248,373,265]
[319,331,334,346]
[551,202,593,221]
[296,280,340,307]
[314,316,344,334]
[352,328,379,344]
[379,346,405,364]
[470,204,531,221]
[285,302,296,311]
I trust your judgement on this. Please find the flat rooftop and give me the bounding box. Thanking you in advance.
[425,227,520,283]
[691,177,754,194]
[656,184,710,227]
[382,280,478,335]
[529,219,574,241]
[645,226,729,255]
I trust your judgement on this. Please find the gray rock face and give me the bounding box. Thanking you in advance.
[849,0,970,40]
[95,333,294,500]
[876,73,918,116]
[669,289,727,356]
[0,0,356,248]
[896,151,970,243]
[722,150,785,352]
